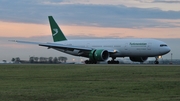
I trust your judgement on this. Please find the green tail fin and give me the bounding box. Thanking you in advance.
[48,16,67,42]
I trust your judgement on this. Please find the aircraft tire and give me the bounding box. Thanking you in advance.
[107,61,119,64]
[154,61,159,64]
[85,60,97,64]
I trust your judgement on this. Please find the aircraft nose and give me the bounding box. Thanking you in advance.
[160,46,171,55]
[165,47,171,54]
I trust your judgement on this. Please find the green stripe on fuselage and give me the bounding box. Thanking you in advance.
[130,43,147,47]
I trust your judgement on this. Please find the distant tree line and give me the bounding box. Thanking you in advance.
[11,57,21,63]
[11,56,67,64]
[29,56,67,63]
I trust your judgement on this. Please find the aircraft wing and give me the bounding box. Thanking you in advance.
[39,43,93,51]
[10,40,118,53]
[10,40,44,45]
[39,43,118,53]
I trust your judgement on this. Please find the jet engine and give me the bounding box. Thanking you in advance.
[129,57,148,62]
[89,49,109,61]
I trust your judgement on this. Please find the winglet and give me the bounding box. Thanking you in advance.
[48,16,67,42]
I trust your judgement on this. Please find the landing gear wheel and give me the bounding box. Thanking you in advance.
[154,61,159,64]
[107,57,119,64]
[154,56,160,64]
[85,60,97,64]
[107,60,119,64]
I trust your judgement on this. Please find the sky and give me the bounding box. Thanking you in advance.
[0,0,180,62]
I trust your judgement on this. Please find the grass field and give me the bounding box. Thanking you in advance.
[0,64,180,101]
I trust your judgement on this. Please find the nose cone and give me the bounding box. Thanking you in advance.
[167,47,171,53]
[164,47,171,54]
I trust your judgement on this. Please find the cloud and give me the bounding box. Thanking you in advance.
[0,0,180,28]
[153,0,180,3]
[136,0,180,3]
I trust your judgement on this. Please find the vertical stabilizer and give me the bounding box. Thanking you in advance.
[48,16,67,42]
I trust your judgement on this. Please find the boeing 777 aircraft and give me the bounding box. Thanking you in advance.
[12,16,171,64]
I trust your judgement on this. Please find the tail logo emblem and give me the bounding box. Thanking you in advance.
[53,28,58,36]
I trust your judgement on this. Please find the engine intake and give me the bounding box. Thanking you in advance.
[89,49,109,61]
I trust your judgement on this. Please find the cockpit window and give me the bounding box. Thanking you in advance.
[160,44,167,47]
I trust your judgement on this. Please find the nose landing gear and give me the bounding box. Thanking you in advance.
[154,56,161,64]
[154,60,159,64]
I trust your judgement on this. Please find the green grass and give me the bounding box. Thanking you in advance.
[0,64,180,101]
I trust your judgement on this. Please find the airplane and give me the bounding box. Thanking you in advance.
[11,16,171,64]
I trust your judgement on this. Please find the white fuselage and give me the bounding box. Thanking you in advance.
[49,38,170,58]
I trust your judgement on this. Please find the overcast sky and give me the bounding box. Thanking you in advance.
[0,0,180,62]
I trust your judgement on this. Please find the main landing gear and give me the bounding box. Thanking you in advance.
[154,56,160,64]
[107,57,119,64]
[85,60,97,64]
[84,57,120,64]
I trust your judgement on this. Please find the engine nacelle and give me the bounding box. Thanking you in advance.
[89,49,109,61]
[129,57,148,62]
